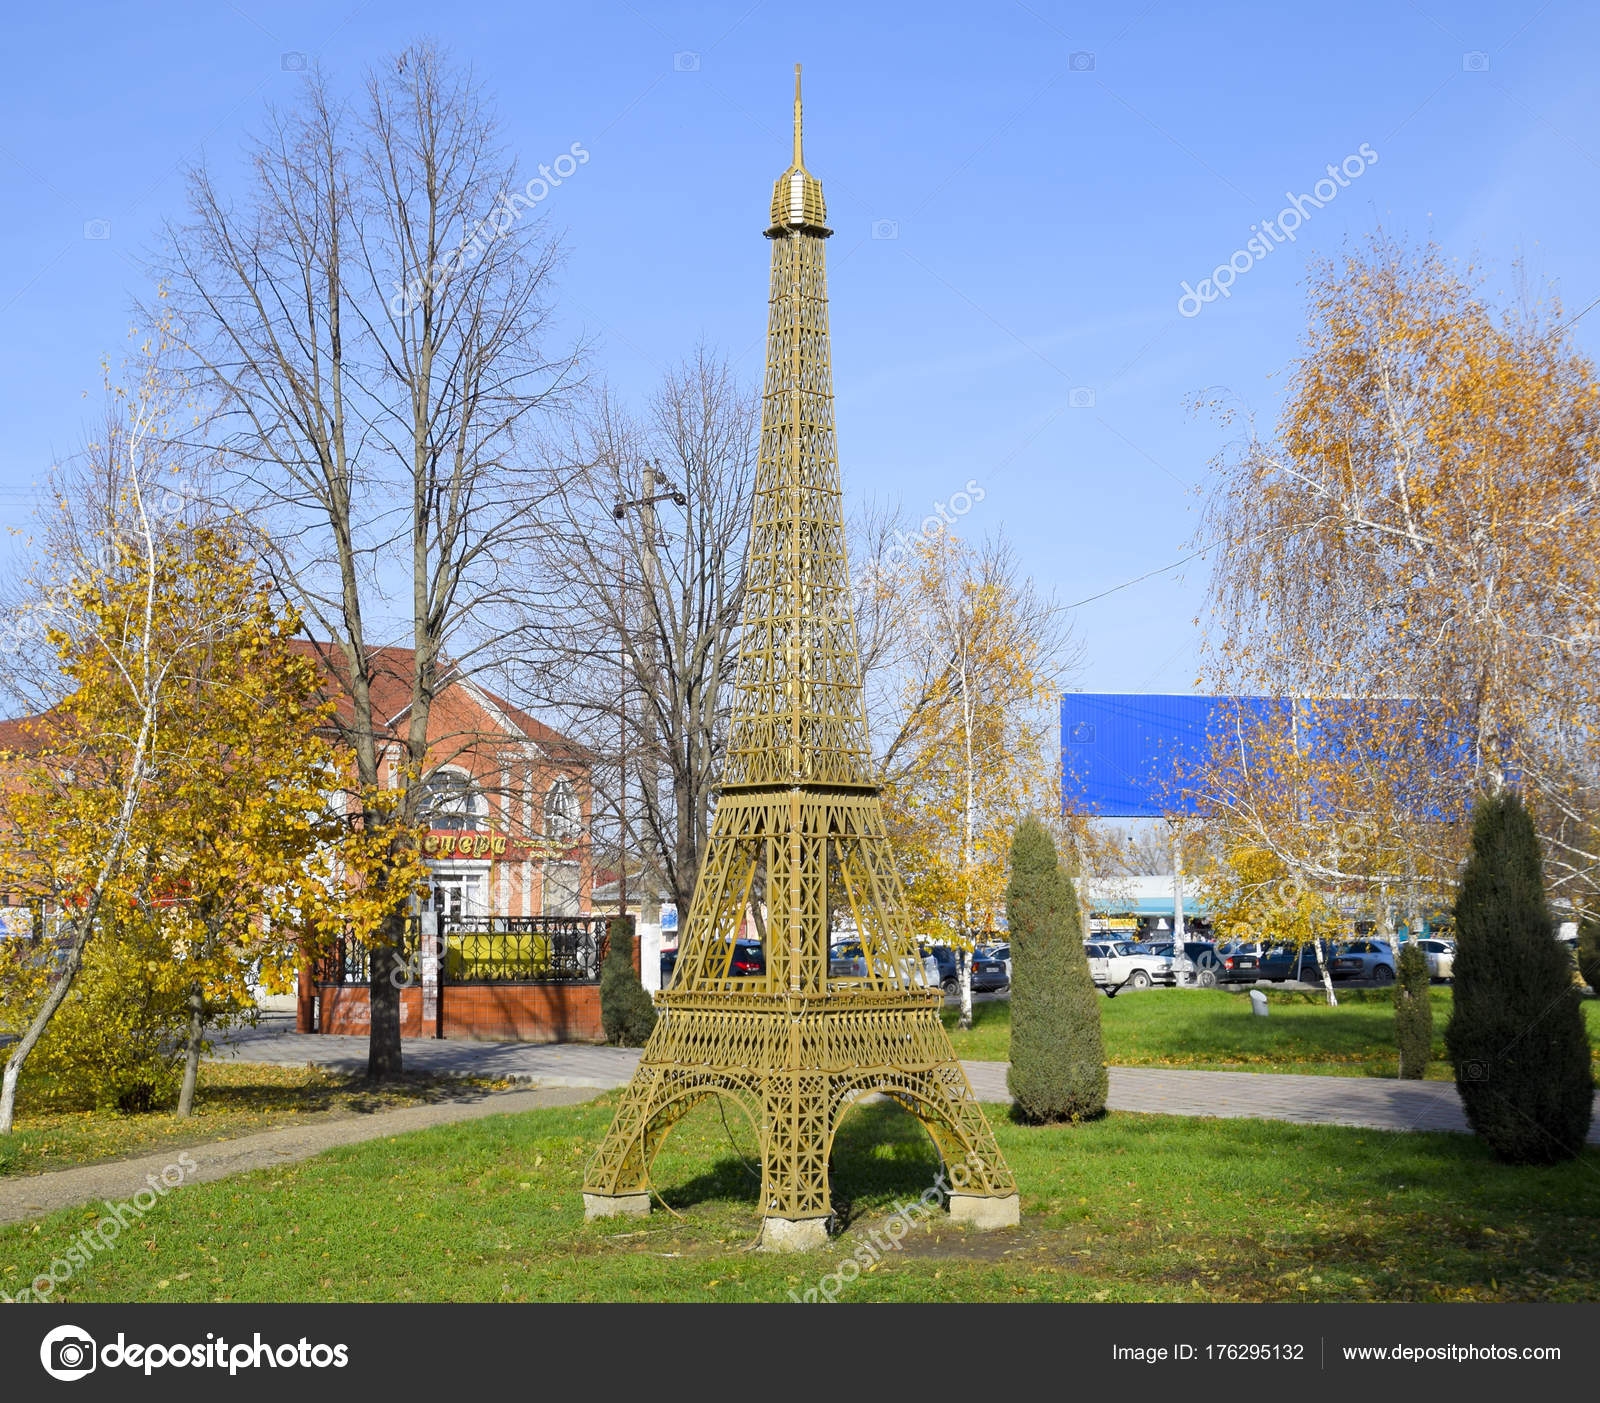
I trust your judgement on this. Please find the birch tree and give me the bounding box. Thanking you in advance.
[871,532,1077,1028]
[1201,234,1600,916]
[0,352,197,1134]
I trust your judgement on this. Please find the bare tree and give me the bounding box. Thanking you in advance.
[519,349,758,918]
[152,42,583,1076]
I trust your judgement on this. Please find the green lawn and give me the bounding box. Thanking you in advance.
[0,1064,512,1180]
[4,1095,1596,1303]
[943,987,1600,1076]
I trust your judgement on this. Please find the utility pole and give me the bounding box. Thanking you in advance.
[613,466,686,924]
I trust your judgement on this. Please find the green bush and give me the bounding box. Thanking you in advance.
[1394,941,1432,1079]
[1005,816,1106,1122]
[599,918,657,1047]
[29,916,187,1114]
[1445,791,1593,1164]
[1578,913,1600,994]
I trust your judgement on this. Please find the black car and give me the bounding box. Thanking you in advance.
[925,944,961,994]
[663,941,764,985]
[1257,942,1324,982]
[970,948,1010,993]
[1215,940,1266,984]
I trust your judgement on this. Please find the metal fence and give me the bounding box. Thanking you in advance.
[316,915,616,987]
[441,915,612,984]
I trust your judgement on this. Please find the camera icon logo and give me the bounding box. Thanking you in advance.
[1463,1059,1489,1082]
[1069,386,1096,408]
[870,218,899,240]
[83,219,111,241]
[281,51,308,72]
[41,1325,97,1381]
[674,51,700,72]
[1462,51,1490,71]
[1070,51,1095,72]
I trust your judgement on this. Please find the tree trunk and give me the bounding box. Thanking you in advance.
[367,913,405,1080]
[1312,935,1338,1007]
[958,946,973,1031]
[0,922,89,1135]
[176,981,205,1118]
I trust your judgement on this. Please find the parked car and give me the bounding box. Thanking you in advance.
[1413,937,1455,981]
[925,944,961,995]
[1215,939,1267,984]
[1328,938,1397,984]
[659,945,679,984]
[1257,942,1324,983]
[1083,940,1173,994]
[985,943,1012,985]
[970,947,1010,993]
[1148,940,1223,988]
[829,943,940,989]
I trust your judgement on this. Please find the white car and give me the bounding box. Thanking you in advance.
[1414,938,1455,980]
[1083,940,1174,994]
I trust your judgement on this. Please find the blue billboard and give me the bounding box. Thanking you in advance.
[1060,694,1268,819]
[1060,693,1466,820]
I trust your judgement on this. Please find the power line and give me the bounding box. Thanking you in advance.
[1061,542,1216,612]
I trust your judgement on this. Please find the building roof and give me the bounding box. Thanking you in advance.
[290,640,592,766]
[0,711,64,757]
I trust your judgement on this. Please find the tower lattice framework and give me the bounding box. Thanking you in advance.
[582,67,1018,1245]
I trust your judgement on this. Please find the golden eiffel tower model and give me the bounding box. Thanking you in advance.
[582,66,1019,1250]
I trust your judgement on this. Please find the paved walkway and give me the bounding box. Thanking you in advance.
[0,1085,596,1226]
[7,1019,1597,1226]
[217,1014,1600,1142]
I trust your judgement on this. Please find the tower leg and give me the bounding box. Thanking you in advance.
[757,1070,832,1250]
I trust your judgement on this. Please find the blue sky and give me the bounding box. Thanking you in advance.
[3,0,1598,693]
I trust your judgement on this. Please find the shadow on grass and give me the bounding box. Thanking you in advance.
[644,1095,951,1232]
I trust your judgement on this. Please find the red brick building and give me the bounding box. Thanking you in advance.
[298,646,625,1042]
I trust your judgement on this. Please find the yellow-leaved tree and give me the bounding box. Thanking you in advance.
[1199,234,1600,921]
[1,522,351,1119]
[869,532,1074,1028]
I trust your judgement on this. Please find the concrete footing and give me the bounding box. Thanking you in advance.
[758,1215,831,1252]
[582,1191,651,1221]
[948,1192,1021,1229]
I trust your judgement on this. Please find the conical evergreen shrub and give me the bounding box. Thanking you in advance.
[1577,913,1600,995]
[600,918,657,1047]
[1394,941,1432,1079]
[1005,816,1106,1122]
[1445,792,1593,1163]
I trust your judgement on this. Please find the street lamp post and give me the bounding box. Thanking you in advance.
[612,460,687,923]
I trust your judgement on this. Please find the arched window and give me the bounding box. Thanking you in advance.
[544,777,581,843]
[417,769,487,832]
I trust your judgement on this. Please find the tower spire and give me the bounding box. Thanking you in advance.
[793,62,803,167]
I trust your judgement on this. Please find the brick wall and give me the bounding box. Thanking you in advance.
[313,981,606,1042]
[305,919,636,1044]
[318,985,425,1037]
